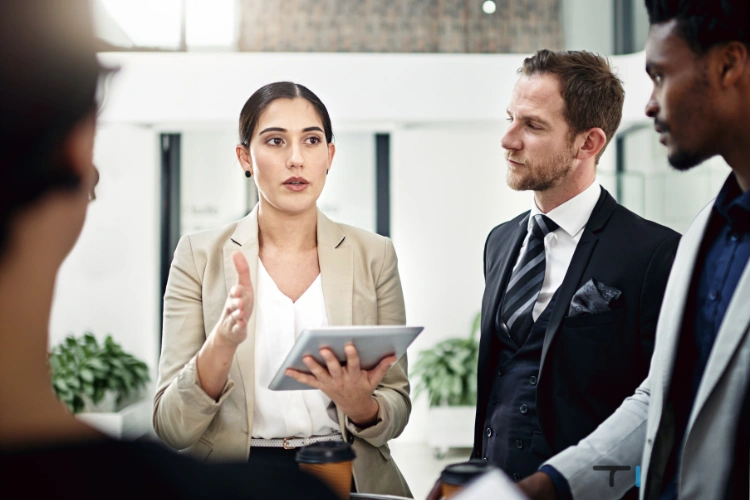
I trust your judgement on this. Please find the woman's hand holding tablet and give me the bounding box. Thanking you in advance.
[286,344,396,427]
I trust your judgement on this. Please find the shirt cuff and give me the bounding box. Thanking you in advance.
[539,465,572,500]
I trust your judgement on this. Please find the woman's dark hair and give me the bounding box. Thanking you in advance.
[238,82,334,147]
[0,0,107,258]
[645,0,750,54]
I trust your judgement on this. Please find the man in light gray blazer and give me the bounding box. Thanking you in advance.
[517,1,750,499]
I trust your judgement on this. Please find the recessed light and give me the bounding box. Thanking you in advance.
[482,0,497,14]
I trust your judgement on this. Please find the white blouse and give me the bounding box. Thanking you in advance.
[252,259,341,439]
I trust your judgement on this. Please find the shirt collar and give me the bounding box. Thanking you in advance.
[714,173,750,231]
[529,180,601,237]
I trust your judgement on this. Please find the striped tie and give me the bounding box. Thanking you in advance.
[500,214,558,345]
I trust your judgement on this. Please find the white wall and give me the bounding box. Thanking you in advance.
[390,122,531,441]
[50,124,161,376]
[317,132,377,233]
[181,130,248,235]
[561,0,614,55]
[620,127,731,232]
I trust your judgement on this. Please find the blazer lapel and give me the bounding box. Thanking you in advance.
[654,204,714,398]
[687,251,750,432]
[477,215,527,407]
[480,214,529,341]
[316,211,353,439]
[539,189,614,373]
[316,210,352,326]
[223,206,260,439]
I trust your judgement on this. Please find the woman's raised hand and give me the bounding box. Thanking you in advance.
[213,251,254,348]
[196,251,253,400]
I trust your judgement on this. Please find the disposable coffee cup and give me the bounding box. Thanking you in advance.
[439,461,495,499]
[295,441,357,500]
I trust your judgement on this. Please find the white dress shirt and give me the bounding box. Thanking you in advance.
[512,180,602,321]
[252,260,341,439]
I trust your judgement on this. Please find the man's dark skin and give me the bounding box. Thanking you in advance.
[514,18,750,500]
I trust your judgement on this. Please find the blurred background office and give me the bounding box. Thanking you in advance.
[49,1,730,498]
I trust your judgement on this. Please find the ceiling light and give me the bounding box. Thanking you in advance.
[482,0,497,14]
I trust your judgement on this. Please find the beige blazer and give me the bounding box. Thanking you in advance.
[153,207,412,497]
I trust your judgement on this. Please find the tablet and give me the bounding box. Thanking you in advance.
[268,325,423,391]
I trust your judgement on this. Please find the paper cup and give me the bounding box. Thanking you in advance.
[439,461,496,499]
[296,441,357,499]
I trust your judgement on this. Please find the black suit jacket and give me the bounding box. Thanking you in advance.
[473,188,680,458]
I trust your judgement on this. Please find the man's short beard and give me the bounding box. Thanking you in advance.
[506,151,575,192]
[668,149,710,172]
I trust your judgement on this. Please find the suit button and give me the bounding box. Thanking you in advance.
[491,396,499,405]
[520,404,529,414]
[347,434,354,444]
[708,290,719,301]
[729,232,740,242]
[516,439,524,449]
[486,427,493,437]
[498,367,505,376]
[483,457,488,462]
[513,473,521,482]
[529,375,537,386]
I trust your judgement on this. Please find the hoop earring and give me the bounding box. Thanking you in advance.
[245,170,252,178]
[326,169,329,175]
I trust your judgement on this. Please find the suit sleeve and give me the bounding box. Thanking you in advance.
[152,235,234,450]
[345,237,411,447]
[638,234,680,364]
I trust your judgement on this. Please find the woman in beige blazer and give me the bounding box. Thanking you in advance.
[153,82,412,497]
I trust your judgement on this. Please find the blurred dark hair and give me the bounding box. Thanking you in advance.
[0,0,109,258]
[645,0,750,54]
[519,50,624,163]
[238,82,334,147]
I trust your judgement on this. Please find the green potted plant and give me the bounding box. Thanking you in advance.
[412,312,480,457]
[49,332,152,438]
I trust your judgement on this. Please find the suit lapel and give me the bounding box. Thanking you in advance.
[315,211,353,438]
[539,189,614,374]
[316,210,351,326]
[475,213,528,453]
[687,251,750,432]
[480,214,529,341]
[223,206,260,439]
[654,204,713,399]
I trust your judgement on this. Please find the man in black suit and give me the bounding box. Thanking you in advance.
[472,50,680,492]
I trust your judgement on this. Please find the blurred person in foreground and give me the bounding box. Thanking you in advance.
[517,1,750,499]
[0,2,336,498]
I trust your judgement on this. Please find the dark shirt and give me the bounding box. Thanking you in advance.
[0,438,339,499]
[544,173,750,500]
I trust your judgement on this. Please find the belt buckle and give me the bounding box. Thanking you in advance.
[282,437,296,450]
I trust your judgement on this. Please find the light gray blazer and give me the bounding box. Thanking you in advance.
[545,199,750,499]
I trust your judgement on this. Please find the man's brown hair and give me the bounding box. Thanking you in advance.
[520,49,624,163]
